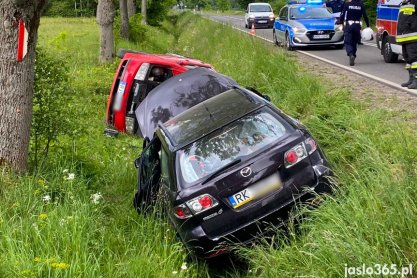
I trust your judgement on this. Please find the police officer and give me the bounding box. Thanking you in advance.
[339,0,370,66]
[396,0,417,89]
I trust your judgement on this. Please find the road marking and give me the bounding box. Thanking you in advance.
[205,15,417,97]
[362,41,378,48]
[222,15,245,21]
[297,50,417,96]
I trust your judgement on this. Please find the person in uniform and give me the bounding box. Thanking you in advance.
[339,0,370,66]
[396,0,417,89]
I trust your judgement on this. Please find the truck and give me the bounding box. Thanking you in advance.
[376,0,402,63]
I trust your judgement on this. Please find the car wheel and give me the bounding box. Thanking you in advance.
[382,36,398,63]
[284,33,294,51]
[245,23,248,29]
[335,44,344,49]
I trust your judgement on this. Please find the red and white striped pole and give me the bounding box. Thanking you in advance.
[17,19,28,62]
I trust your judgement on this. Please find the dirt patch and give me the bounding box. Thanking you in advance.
[294,52,417,124]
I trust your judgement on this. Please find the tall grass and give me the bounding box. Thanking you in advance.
[0,14,416,277]
[172,15,417,277]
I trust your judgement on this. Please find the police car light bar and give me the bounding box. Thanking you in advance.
[287,0,323,4]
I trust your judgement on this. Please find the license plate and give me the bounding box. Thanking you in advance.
[113,81,127,111]
[258,20,267,23]
[228,174,282,209]
[313,34,330,39]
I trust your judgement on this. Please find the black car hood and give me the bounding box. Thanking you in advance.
[135,67,238,139]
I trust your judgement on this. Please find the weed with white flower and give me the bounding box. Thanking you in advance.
[42,195,51,203]
[90,192,103,204]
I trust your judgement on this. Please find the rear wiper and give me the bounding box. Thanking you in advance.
[202,158,242,185]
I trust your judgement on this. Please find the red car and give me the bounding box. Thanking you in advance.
[105,49,213,135]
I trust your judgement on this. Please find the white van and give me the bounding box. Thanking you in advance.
[245,2,275,29]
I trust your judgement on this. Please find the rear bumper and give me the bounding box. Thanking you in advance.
[180,166,332,258]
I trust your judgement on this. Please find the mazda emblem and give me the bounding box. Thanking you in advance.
[240,167,252,178]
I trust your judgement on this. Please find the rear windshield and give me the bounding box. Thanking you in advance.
[250,5,272,12]
[178,108,290,186]
[290,7,332,19]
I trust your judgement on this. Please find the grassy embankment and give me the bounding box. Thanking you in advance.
[0,14,416,277]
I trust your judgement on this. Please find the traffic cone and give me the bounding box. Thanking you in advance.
[250,22,256,36]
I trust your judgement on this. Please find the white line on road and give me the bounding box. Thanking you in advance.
[205,15,417,97]
[297,50,417,97]
[362,41,378,48]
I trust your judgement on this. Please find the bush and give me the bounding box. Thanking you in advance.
[31,48,72,170]
[147,0,176,26]
[44,0,96,17]
[129,14,147,42]
[270,0,287,14]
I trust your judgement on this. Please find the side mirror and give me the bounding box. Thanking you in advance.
[134,156,142,169]
[263,94,271,101]
[245,87,271,101]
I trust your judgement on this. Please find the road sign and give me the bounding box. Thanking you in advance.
[17,19,28,62]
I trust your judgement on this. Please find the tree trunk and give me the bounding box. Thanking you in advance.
[96,0,115,63]
[0,0,48,172]
[119,0,129,39]
[127,0,136,18]
[141,0,147,25]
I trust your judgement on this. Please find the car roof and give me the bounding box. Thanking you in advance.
[160,88,267,151]
[249,2,271,5]
[123,52,212,68]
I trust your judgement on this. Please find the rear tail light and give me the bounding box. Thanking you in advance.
[284,138,317,168]
[134,63,150,81]
[174,204,192,219]
[173,194,218,219]
[125,117,135,134]
[305,138,317,155]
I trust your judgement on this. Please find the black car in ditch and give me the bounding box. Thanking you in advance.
[133,87,332,258]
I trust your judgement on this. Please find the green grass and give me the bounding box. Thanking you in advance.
[1,13,416,277]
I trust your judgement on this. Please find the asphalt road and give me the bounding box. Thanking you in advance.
[205,14,410,89]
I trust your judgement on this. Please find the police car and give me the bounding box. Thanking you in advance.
[273,0,344,50]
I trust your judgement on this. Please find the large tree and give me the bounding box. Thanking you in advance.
[127,0,136,17]
[97,0,115,63]
[119,0,129,39]
[141,0,147,24]
[0,0,48,172]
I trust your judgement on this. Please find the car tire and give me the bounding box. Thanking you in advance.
[382,36,398,63]
[284,33,294,51]
[245,23,248,29]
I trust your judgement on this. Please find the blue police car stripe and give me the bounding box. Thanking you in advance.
[377,5,400,21]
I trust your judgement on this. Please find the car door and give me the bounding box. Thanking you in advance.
[276,6,289,42]
[134,137,162,210]
[158,145,179,218]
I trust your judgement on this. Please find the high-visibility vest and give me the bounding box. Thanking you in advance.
[396,0,417,44]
